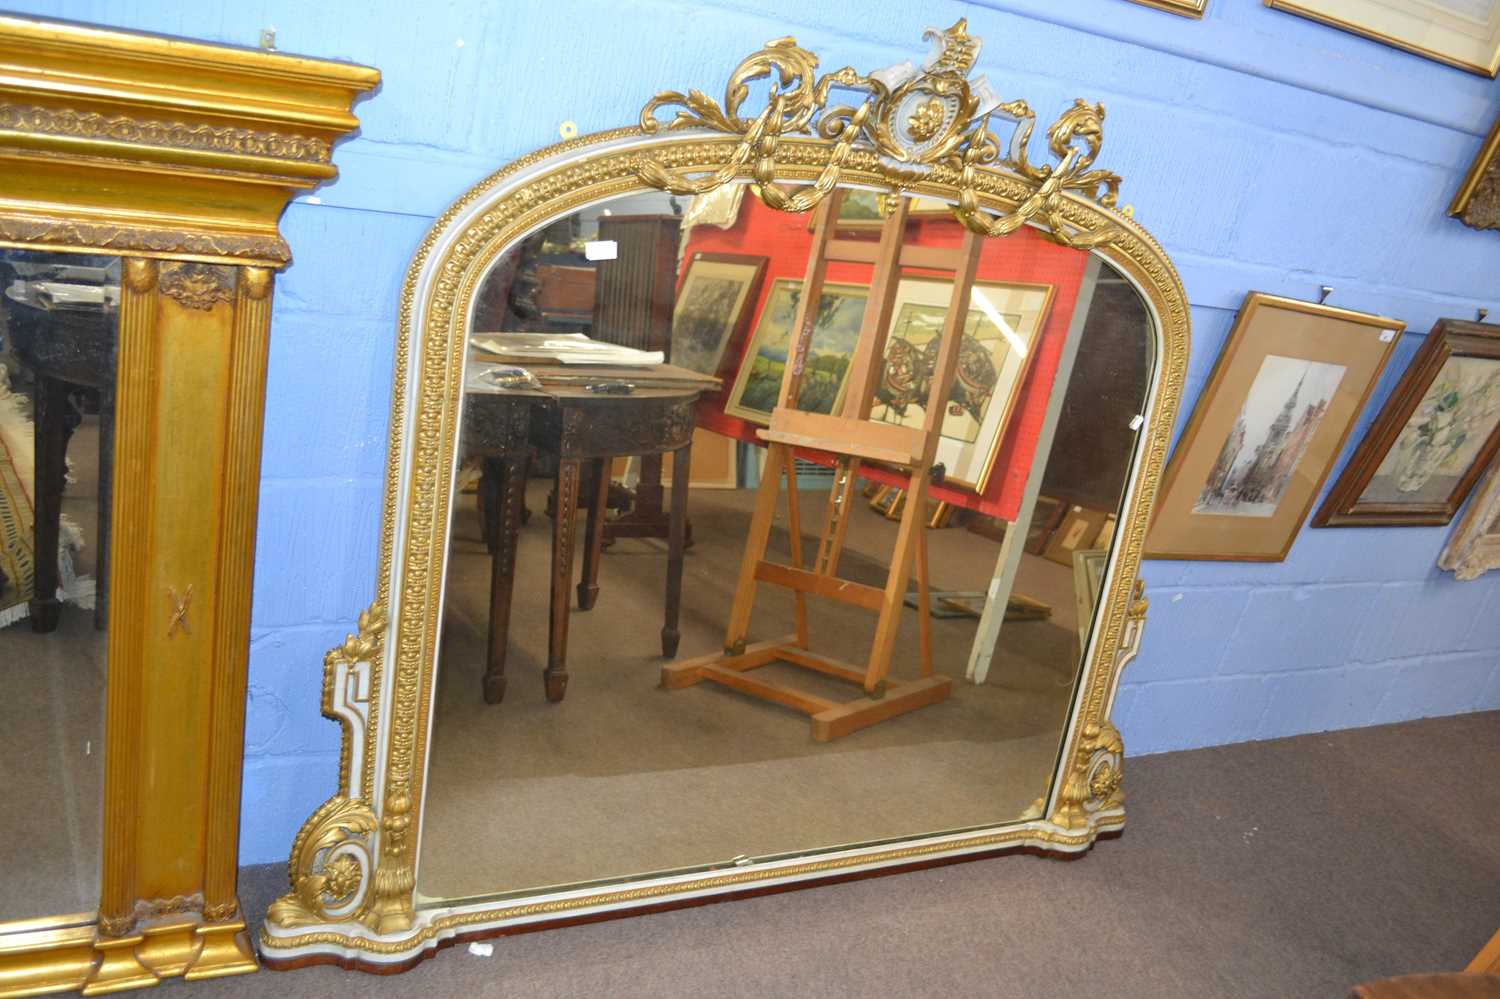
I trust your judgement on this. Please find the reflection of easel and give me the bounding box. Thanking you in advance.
[663,191,984,740]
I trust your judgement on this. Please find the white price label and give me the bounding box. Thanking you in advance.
[1379,329,1397,342]
[584,240,617,261]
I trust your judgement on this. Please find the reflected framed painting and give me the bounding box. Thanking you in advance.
[1314,319,1500,526]
[671,251,767,379]
[1146,292,1404,561]
[870,277,1053,492]
[723,277,869,424]
[1265,0,1500,76]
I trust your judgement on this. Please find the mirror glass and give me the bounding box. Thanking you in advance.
[416,183,1153,903]
[0,249,117,924]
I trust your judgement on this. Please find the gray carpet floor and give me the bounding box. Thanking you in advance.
[227,709,1500,999]
[421,483,1082,899]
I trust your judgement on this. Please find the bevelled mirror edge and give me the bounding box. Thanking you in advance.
[259,20,1188,972]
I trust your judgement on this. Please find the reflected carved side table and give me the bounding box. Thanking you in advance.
[464,366,711,704]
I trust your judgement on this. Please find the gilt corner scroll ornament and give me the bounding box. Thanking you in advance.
[633,19,1124,250]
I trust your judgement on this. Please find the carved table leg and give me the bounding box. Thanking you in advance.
[483,456,525,704]
[95,386,115,632]
[576,458,609,612]
[662,441,691,658]
[30,378,76,632]
[545,456,580,702]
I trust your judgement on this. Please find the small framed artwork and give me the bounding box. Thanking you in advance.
[870,277,1054,492]
[1126,0,1207,17]
[1146,292,1404,561]
[1439,456,1500,579]
[1264,0,1500,76]
[1024,494,1067,555]
[1450,113,1500,232]
[1045,504,1111,566]
[671,252,767,379]
[1314,320,1500,527]
[723,277,870,424]
[830,189,887,230]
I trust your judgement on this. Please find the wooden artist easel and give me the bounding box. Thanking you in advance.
[662,190,985,740]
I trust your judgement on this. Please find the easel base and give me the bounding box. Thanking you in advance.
[661,637,951,742]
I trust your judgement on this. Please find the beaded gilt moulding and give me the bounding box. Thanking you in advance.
[258,19,1188,973]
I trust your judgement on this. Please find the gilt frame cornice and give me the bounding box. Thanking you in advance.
[0,14,379,266]
[259,23,1189,972]
[1451,112,1500,232]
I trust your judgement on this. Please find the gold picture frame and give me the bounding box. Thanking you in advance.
[1451,113,1500,232]
[1147,292,1404,561]
[1265,0,1500,76]
[870,276,1053,493]
[258,20,1191,974]
[1126,0,1208,17]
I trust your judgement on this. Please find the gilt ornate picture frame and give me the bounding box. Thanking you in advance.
[1265,0,1500,76]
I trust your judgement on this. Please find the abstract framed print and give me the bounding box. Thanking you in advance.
[1315,319,1500,526]
[1146,292,1404,561]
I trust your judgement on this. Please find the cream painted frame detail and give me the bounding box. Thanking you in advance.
[1439,457,1500,578]
[1265,0,1500,76]
[259,21,1190,972]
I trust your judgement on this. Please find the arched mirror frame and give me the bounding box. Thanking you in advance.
[260,23,1188,972]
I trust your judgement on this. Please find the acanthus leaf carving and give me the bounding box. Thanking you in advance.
[633,19,1122,249]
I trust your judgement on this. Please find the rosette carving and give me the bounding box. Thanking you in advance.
[1052,721,1126,831]
[634,19,1122,249]
[266,796,379,929]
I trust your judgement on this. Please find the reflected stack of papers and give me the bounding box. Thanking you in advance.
[470,332,664,366]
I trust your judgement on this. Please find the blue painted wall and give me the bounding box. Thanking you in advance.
[14,0,1499,864]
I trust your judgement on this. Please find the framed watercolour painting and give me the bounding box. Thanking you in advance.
[671,251,767,379]
[1264,0,1500,76]
[723,277,870,424]
[1314,319,1500,526]
[1146,292,1404,561]
[1439,455,1500,579]
[870,277,1053,492]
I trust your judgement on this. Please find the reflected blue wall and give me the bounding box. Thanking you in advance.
[12,0,1498,863]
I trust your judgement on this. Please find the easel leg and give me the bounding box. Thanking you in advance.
[915,514,932,678]
[782,452,809,649]
[865,473,928,694]
[576,458,608,612]
[723,443,787,655]
[662,442,691,658]
[545,457,581,702]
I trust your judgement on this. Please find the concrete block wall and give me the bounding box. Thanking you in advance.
[14,0,1498,864]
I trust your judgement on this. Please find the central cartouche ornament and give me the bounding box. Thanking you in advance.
[634,19,1122,249]
[906,97,946,142]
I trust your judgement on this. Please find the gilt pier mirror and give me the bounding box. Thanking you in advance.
[260,20,1188,972]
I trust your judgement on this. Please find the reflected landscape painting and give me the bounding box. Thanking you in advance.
[1195,354,1346,518]
[726,278,868,422]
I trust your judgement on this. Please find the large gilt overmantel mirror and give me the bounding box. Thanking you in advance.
[260,21,1186,972]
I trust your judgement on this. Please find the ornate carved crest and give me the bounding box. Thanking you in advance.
[159,261,236,310]
[634,20,1122,249]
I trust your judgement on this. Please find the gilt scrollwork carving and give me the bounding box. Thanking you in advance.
[634,19,1122,249]
[266,602,387,931]
[1052,720,1126,831]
